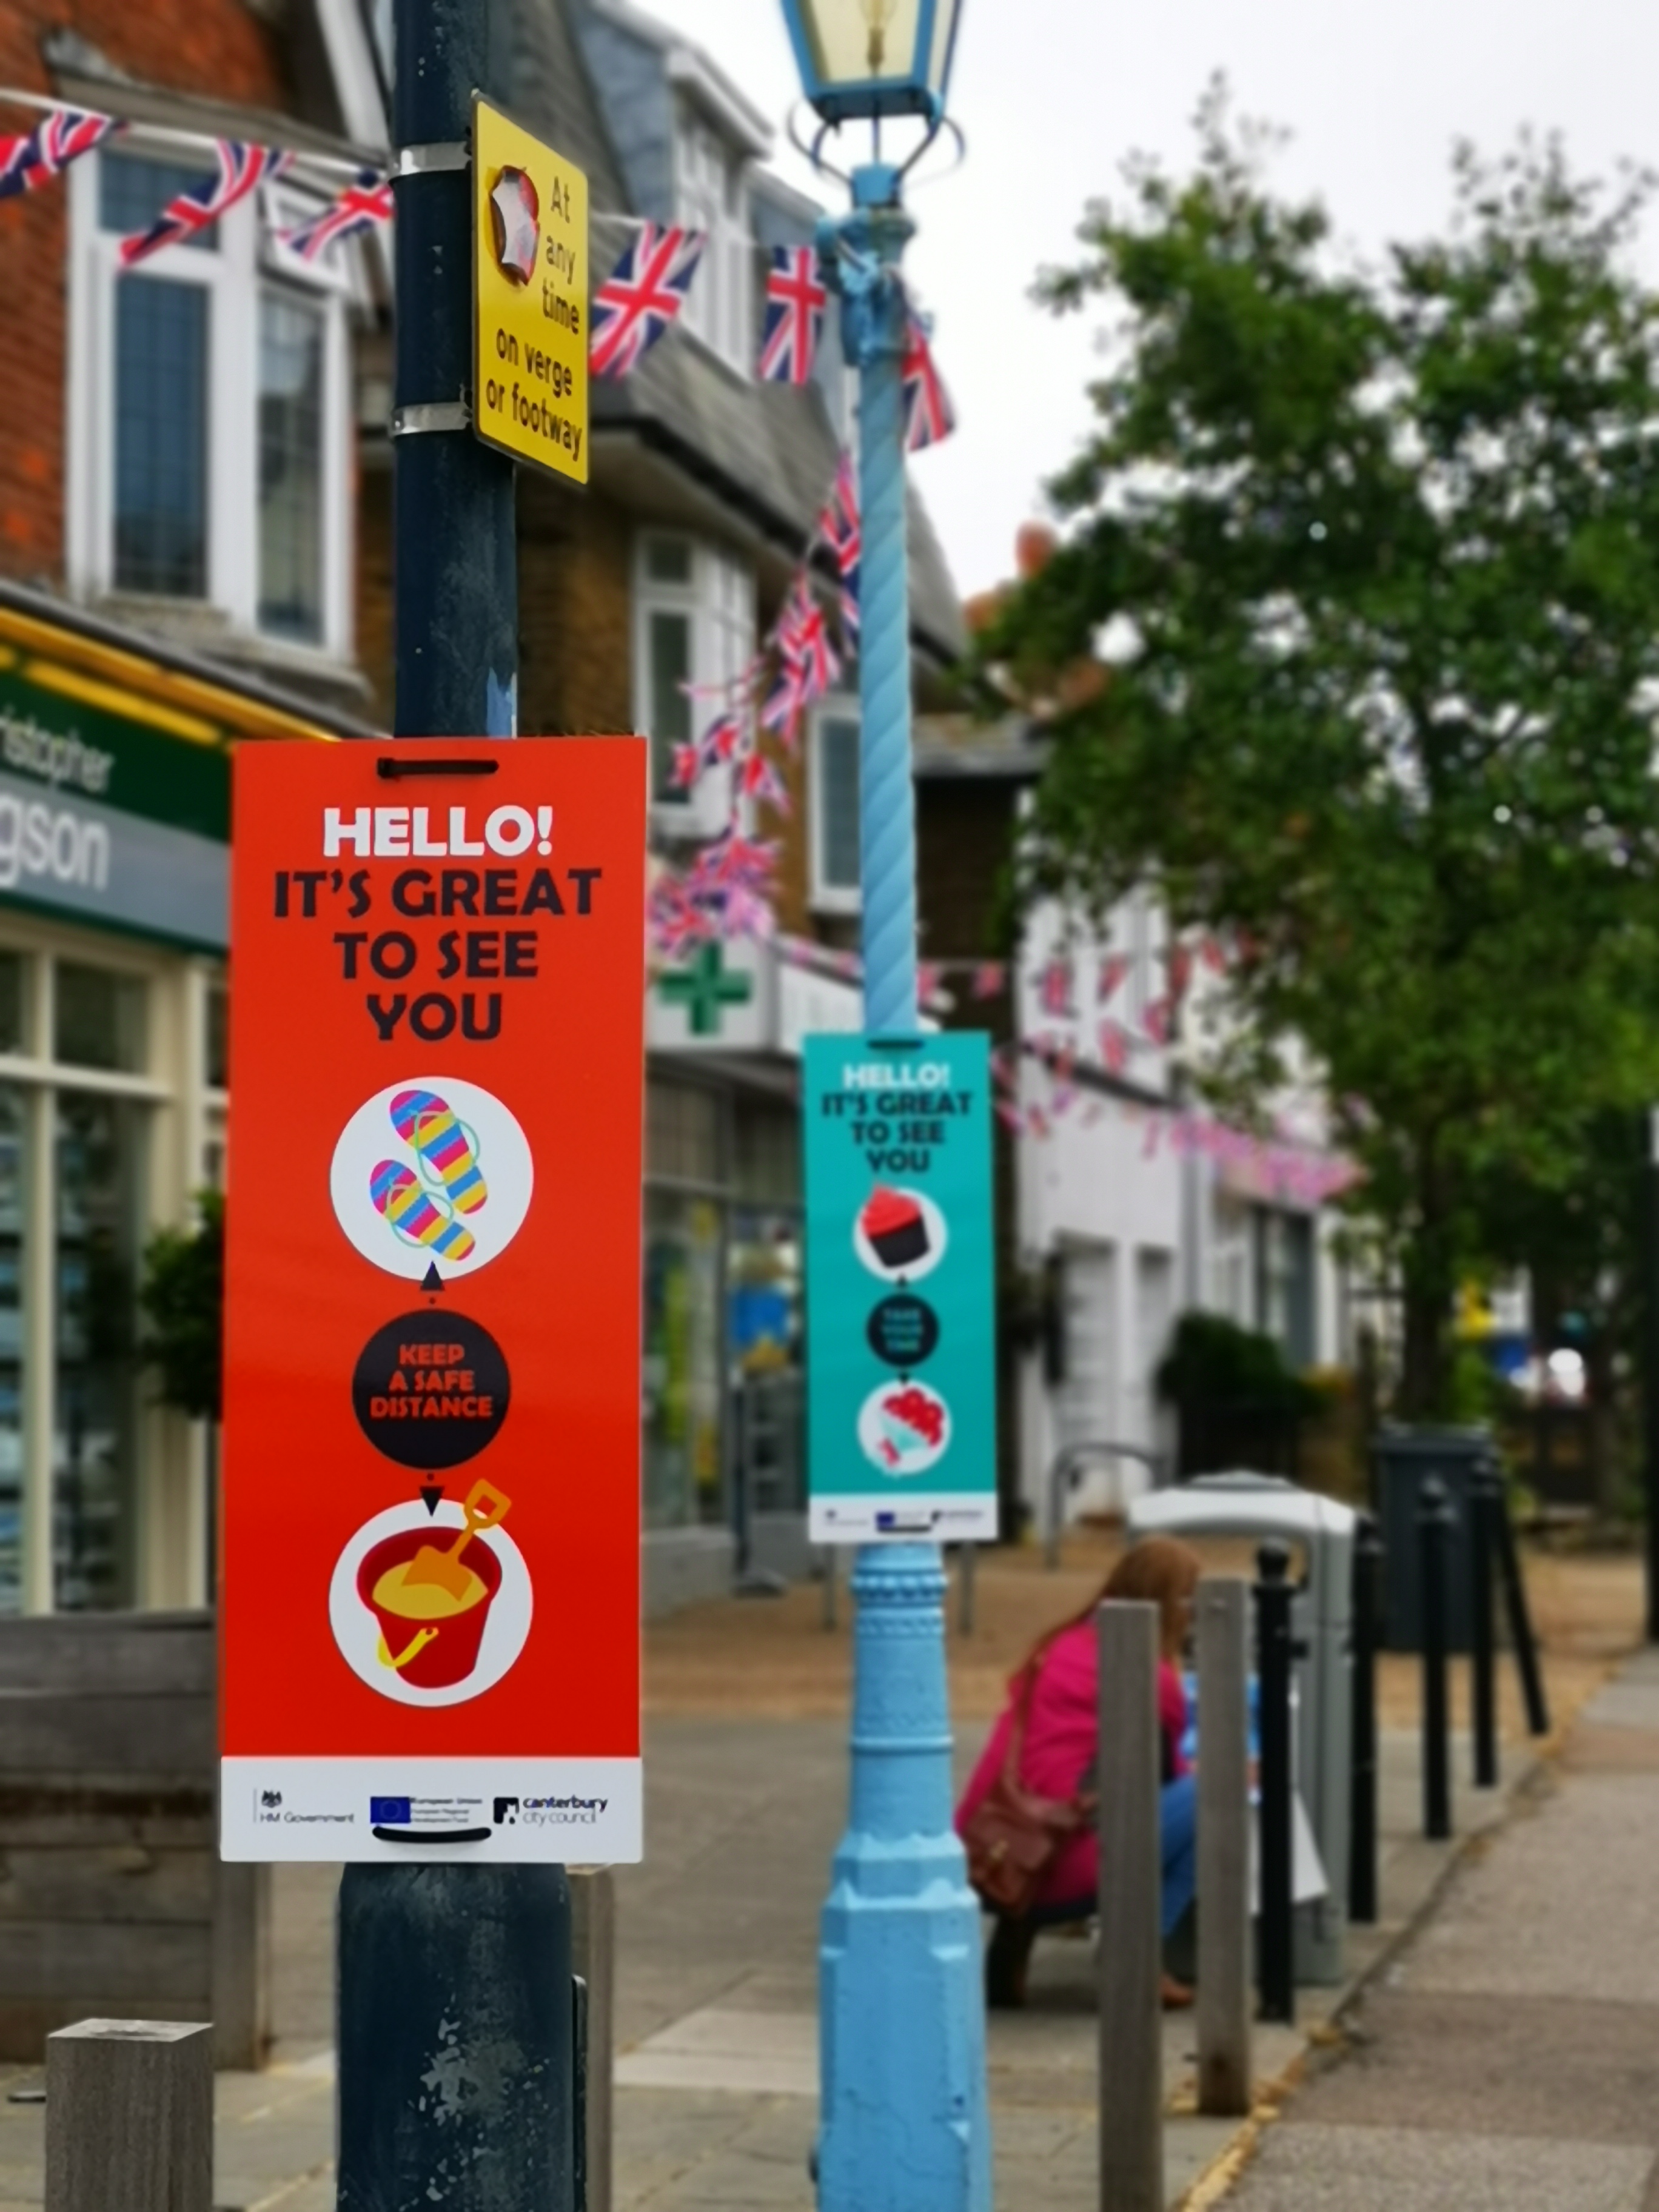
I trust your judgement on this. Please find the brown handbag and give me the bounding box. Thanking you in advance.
[962,1661,1092,1917]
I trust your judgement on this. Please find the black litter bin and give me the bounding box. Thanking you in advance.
[1372,1427,1495,1653]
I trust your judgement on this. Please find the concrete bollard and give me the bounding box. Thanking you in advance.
[1196,1579,1252,2117]
[569,1868,615,2212]
[45,2019,212,2212]
[1096,1598,1163,2212]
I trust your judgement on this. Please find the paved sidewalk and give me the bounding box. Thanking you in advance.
[1216,1647,1659,2212]
[0,1542,1632,2210]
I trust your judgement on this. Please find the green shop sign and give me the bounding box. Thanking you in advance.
[0,663,231,951]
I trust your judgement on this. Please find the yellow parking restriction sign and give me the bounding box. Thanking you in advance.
[472,94,588,484]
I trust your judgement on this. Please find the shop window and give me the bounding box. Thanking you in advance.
[0,1086,25,1612]
[53,1094,145,1610]
[71,149,355,660]
[0,955,24,1056]
[643,1190,723,1530]
[634,535,756,824]
[811,704,860,910]
[205,982,229,1090]
[734,1096,800,1206]
[646,1078,722,1185]
[54,965,147,1076]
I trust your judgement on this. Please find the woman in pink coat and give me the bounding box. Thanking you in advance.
[956,1537,1202,2009]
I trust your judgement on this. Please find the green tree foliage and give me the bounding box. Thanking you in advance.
[138,1190,223,1423]
[990,92,1659,1415]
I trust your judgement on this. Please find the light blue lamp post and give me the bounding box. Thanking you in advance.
[777,5,990,2206]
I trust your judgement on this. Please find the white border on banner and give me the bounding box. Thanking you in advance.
[220,1758,642,1862]
[809,1493,997,1544]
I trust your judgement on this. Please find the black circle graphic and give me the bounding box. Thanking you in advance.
[866,1293,940,1370]
[352,1310,511,1470]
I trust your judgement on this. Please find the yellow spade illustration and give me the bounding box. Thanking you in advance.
[370,1478,512,1677]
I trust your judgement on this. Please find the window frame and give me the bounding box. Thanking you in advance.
[809,697,862,914]
[673,103,752,380]
[633,531,757,837]
[67,147,355,666]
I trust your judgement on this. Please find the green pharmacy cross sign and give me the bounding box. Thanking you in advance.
[803,1031,997,1544]
[657,941,754,1036]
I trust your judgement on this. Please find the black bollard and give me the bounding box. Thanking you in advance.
[1255,1540,1296,2023]
[1493,1483,1550,1737]
[1419,1476,1453,1840]
[1470,1459,1501,1788]
[1348,1514,1382,1924]
[338,1863,576,2210]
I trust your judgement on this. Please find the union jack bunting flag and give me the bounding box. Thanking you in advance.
[0,107,120,200]
[776,577,839,703]
[279,167,392,262]
[119,139,292,267]
[739,750,791,814]
[900,315,956,452]
[1037,956,1074,1019]
[816,451,860,634]
[589,223,706,380]
[756,246,826,384]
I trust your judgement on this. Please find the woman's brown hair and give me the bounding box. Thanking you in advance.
[1016,1535,1203,1680]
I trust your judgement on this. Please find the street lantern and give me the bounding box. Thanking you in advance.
[780,0,961,124]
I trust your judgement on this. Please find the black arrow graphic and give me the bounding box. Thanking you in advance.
[420,1483,445,1517]
[422,1262,444,1293]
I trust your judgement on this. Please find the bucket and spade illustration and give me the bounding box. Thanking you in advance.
[356,1477,512,1691]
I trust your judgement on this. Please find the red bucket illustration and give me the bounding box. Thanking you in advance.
[357,1524,503,1691]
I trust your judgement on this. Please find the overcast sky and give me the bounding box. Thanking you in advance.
[669,0,1659,600]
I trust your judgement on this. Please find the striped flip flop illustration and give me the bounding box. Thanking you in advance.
[369,1160,477,1261]
[389,1088,489,1215]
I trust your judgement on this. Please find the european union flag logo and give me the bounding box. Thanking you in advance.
[370,1796,412,1824]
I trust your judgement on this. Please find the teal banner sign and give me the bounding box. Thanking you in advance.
[804,1032,997,1543]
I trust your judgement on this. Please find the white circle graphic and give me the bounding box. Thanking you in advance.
[852,1186,949,1285]
[330,1075,533,1281]
[329,1499,532,1707]
[857,1378,953,1478]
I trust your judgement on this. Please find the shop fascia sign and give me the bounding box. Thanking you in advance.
[648,935,868,1057]
[0,669,231,951]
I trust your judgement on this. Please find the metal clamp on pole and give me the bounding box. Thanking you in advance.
[1255,1541,1296,2023]
[1470,1460,1501,1788]
[1419,1476,1453,1840]
[1348,1513,1382,1923]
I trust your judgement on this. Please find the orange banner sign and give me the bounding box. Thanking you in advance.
[221,738,645,1861]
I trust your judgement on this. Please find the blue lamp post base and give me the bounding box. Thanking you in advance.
[817,1546,992,2211]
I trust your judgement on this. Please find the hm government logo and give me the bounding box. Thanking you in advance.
[260,1789,283,1812]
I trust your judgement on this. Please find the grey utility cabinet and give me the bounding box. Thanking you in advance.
[1128,1473,1356,1985]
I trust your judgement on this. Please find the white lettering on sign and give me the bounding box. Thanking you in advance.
[323,804,554,859]
[0,792,110,892]
[323,806,370,856]
[0,709,115,796]
[842,1061,952,1090]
